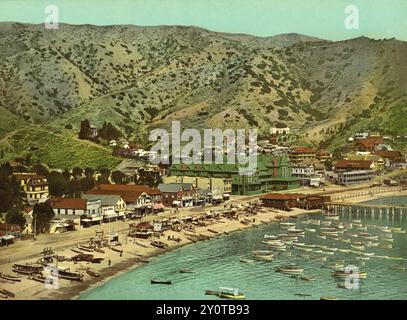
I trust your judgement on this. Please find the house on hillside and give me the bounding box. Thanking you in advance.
[14,173,49,204]
[289,147,316,163]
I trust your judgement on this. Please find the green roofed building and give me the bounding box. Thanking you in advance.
[168,154,299,195]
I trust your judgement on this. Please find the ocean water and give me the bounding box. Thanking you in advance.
[80,197,407,300]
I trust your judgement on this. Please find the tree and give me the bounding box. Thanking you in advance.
[111,170,126,184]
[32,163,49,177]
[98,168,111,184]
[32,203,55,234]
[47,171,69,196]
[78,119,91,140]
[72,167,83,180]
[324,159,333,171]
[6,208,26,230]
[134,169,162,188]
[82,167,96,192]
[0,163,20,212]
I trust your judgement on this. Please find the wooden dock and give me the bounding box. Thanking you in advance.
[326,202,407,220]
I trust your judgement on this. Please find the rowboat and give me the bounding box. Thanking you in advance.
[29,274,55,285]
[264,235,278,239]
[389,266,406,271]
[351,245,365,250]
[151,241,167,249]
[321,231,339,236]
[219,292,245,300]
[300,275,316,281]
[305,228,316,233]
[179,268,194,273]
[135,241,149,248]
[86,269,101,277]
[151,279,172,285]
[320,296,338,300]
[276,265,304,275]
[308,220,321,226]
[253,254,273,261]
[251,250,273,255]
[110,246,123,254]
[322,263,344,270]
[13,266,41,275]
[336,283,351,289]
[208,229,219,234]
[0,272,22,282]
[312,256,327,261]
[240,259,255,264]
[287,228,304,234]
[280,222,295,228]
[71,248,84,254]
[0,289,15,298]
[51,269,83,281]
[77,244,94,252]
[332,270,367,278]
[13,264,43,272]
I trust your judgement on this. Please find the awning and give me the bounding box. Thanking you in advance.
[103,212,118,218]
[2,234,15,240]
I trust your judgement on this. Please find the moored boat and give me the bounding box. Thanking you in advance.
[151,279,172,285]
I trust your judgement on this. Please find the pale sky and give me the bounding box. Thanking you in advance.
[0,0,406,41]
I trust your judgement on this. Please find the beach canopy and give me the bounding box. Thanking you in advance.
[1,234,15,240]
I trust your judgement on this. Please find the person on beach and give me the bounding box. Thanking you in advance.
[108,259,111,267]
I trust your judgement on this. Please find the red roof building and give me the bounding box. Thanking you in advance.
[353,137,384,151]
[334,160,375,172]
[289,147,316,163]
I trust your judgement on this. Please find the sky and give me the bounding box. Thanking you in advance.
[0,0,406,41]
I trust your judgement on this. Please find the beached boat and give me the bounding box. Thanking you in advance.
[12,266,41,275]
[208,229,219,234]
[151,241,167,249]
[13,264,43,272]
[136,257,150,263]
[0,289,15,298]
[151,279,172,285]
[29,273,55,284]
[0,272,22,282]
[135,241,149,248]
[86,269,101,277]
[94,248,105,254]
[51,268,83,281]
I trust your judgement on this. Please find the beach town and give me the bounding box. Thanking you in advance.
[1,128,407,300]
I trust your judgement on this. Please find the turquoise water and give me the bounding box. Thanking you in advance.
[81,197,407,300]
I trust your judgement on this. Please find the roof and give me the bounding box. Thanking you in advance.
[86,189,147,203]
[290,147,316,154]
[374,150,402,159]
[354,137,383,149]
[90,184,161,195]
[260,193,307,200]
[335,160,373,169]
[316,150,331,156]
[14,173,46,181]
[47,197,87,210]
[158,183,194,193]
[135,222,153,229]
[82,194,122,206]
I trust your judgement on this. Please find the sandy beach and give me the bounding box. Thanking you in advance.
[0,186,405,300]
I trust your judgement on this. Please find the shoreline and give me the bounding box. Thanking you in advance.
[1,188,405,300]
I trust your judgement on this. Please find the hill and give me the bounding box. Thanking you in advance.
[0,22,407,168]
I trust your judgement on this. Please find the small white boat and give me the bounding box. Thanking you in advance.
[305,228,316,233]
[264,235,278,239]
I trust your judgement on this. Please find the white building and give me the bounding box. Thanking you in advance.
[270,127,290,135]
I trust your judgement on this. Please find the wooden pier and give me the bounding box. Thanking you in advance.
[326,202,407,220]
